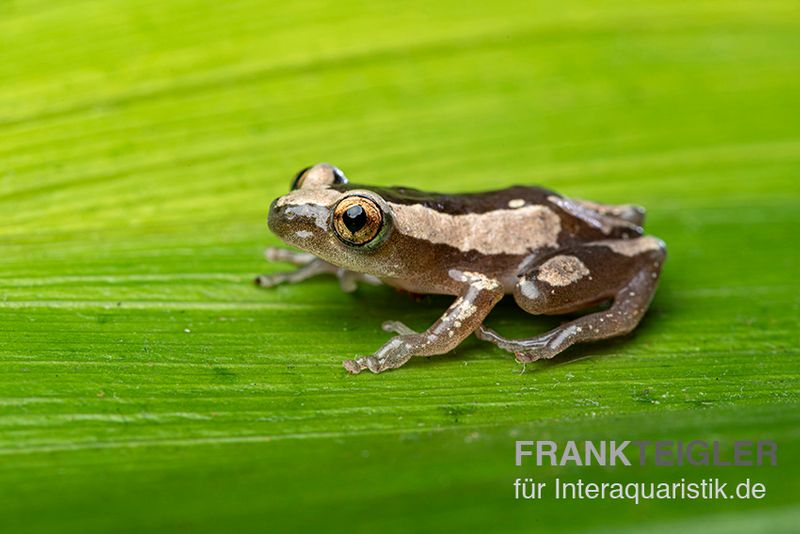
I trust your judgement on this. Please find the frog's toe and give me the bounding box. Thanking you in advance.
[254,274,280,287]
[342,358,363,374]
[264,247,315,265]
[381,320,416,335]
[513,341,560,363]
[475,325,524,353]
[342,355,382,374]
[514,350,538,363]
[474,324,500,342]
[254,272,296,287]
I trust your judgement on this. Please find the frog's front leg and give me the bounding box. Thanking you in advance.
[343,272,504,374]
[263,246,317,265]
[255,246,381,292]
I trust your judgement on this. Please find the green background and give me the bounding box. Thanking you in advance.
[1,0,798,531]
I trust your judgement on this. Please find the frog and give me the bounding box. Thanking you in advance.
[258,163,666,374]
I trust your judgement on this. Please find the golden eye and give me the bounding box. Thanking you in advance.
[333,196,383,246]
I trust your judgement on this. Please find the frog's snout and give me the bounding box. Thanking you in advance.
[267,198,329,247]
[267,198,297,242]
[267,198,283,235]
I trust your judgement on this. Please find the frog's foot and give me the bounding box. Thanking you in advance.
[254,258,333,287]
[254,272,301,287]
[337,271,383,293]
[257,247,382,292]
[264,246,316,265]
[475,325,561,363]
[342,335,416,374]
[342,356,378,374]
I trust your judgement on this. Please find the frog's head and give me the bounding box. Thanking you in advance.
[268,164,396,275]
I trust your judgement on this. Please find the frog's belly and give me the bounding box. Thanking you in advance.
[380,271,519,297]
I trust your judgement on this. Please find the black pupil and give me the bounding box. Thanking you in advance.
[343,205,367,233]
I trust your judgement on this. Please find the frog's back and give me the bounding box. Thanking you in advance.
[362,184,556,215]
[347,184,645,243]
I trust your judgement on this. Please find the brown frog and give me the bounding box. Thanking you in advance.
[259,164,666,374]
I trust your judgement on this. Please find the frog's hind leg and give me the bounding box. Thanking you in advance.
[476,236,666,363]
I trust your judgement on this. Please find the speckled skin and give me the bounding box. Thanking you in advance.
[258,164,667,374]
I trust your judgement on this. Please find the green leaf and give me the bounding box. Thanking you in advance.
[1,0,798,531]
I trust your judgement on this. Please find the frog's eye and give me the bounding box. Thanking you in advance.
[291,164,348,190]
[331,166,348,184]
[333,196,383,246]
